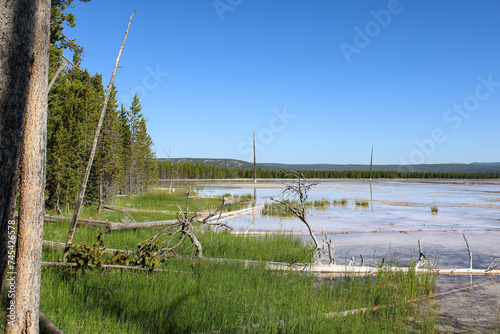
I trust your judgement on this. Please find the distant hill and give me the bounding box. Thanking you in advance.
[157,158,500,174]
[470,162,500,166]
[157,158,256,169]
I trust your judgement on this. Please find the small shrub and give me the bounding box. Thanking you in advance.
[133,240,163,271]
[67,233,106,273]
[431,204,438,214]
[111,250,130,266]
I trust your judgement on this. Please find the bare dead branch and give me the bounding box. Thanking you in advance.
[463,233,473,270]
[268,172,319,249]
[486,256,498,272]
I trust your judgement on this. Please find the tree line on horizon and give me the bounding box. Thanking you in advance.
[158,161,500,180]
[45,2,157,214]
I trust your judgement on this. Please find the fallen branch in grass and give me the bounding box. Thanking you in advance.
[41,261,192,274]
[148,191,233,258]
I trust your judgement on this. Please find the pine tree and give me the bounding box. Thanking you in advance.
[117,104,132,194]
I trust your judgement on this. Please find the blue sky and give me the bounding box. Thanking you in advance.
[67,0,500,165]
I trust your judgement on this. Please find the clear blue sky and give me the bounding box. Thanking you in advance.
[66,0,500,165]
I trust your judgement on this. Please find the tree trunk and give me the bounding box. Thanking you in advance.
[253,131,256,184]
[98,176,103,214]
[0,1,51,332]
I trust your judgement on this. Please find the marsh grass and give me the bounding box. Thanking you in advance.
[431,204,439,214]
[42,224,313,264]
[113,189,222,212]
[313,198,330,208]
[9,189,439,332]
[11,255,437,334]
[355,200,370,207]
[222,193,255,212]
[263,200,299,217]
[200,230,312,262]
[333,198,348,205]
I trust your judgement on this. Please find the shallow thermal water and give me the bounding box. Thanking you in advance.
[168,179,500,332]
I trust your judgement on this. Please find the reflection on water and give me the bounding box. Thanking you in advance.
[180,179,500,235]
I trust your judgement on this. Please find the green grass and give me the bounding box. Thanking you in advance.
[42,223,313,264]
[431,204,438,214]
[200,230,312,263]
[355,200,370,207]
[45,189,254,224]
[313,198,330,208]
[263,200,300,217]
[223,193,255,212]
[13,255,436,334]
[3,188,439,332]
[333,198,348,205]
[112,189,221,213]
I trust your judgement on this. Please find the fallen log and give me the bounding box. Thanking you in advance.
[88,202,178,214]
[39,312,64,334]
[42,240,134,255]
[31,205,264,231]
[41,261,191,273]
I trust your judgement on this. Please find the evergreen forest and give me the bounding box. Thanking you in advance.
[46,0,157,215]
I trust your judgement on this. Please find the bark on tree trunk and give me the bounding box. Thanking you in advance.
[1,1,51,332]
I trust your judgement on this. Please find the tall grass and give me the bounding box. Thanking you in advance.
[21,257,437,333]
[333,198,348,205]
[263,200,299,217]
[355,200,370,207]
[13,188,439,332]
[313,198,330,208]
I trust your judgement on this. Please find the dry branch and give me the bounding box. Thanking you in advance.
[48,60,67,92]
[148,192,232,258]
[269,172,319,248]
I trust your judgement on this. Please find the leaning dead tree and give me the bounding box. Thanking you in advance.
[163,148,179,193]
[148,191,233,258]
[63,8,136,261]
[268,172,320,248]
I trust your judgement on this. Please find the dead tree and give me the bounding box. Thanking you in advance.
[163,148,179,193]
[63,8,136,261]
[268,172,320,249]
[148,191,232,258]
[253,131,257,184]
